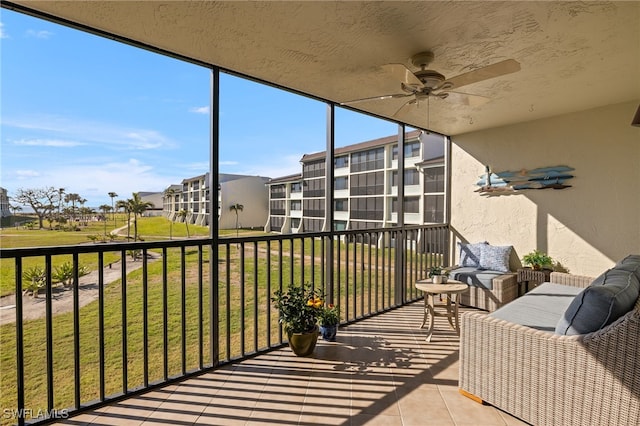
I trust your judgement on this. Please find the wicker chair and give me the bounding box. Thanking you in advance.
[448,267,518,312]
[459,272,640,426]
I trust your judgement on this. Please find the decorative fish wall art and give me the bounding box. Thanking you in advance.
[476,165,574,195]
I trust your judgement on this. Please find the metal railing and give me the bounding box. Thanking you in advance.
[0,224,449,425]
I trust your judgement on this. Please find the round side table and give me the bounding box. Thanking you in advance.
[415,279,469,342]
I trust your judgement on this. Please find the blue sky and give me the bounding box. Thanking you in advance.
[1,9,401,208]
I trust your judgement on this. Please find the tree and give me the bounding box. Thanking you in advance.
[229,203,244,238]
[177,209,190,238]
[128,192,153,241]
[116,199,131,240]
[57,188,65,225]
[64,193,83,225]
[108,192,118,225]
[99,204,111,235]
[12,187,58,229]
[163,187,177,240]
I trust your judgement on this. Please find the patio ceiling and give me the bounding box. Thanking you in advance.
[6,1,640,136]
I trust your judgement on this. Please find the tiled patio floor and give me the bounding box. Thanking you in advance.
[53,302,528,426]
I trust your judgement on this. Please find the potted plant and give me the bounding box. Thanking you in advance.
[428,265,448,283]
[318,303,340,341]
[522,250,554,270]
[271,283,323,356]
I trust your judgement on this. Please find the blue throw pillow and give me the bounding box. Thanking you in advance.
[479,244,512,273]
[555,269,640,335]
[458,242,487,268]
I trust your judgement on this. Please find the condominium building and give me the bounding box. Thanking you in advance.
[265,130,446,234]
[162,173,270,230]
[0,187,11,217]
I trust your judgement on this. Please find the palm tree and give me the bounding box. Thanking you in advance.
[57,188,65,224]
[108,192,118,226]
[99,204,111,235]
[64,193,82,225]
[229,203,244,238]
[177,209,190,238]
[128,192,153,241]
[116,199,131,240]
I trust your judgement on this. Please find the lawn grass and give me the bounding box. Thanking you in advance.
[0,219,428,424]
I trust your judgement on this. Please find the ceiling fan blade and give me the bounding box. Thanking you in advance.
[393,98,418,117]
[442,91,491,107]
[382,63,424,88]
[445,59,520,90]
[340,93,412,106]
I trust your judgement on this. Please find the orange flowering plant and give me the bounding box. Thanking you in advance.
[318,303,340,327]
[271,283,323,334]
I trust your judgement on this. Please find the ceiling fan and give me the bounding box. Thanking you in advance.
[341,51,521,117]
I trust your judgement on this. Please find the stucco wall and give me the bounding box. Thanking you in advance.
[450,100,640,277]
[219,177,269,230]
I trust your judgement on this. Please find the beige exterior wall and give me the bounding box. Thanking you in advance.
[219,176,269,230]
[450,100,640,277]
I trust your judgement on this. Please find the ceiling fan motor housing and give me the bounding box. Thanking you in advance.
[414,70,446,89]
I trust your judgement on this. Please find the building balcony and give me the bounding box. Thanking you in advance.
[1,224,474,426]
[47,302,525,426]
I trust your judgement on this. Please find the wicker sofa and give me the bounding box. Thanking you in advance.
[459,258,640,426]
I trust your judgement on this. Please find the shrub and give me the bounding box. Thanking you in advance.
[22,266,46,297]
[52,262,90,286]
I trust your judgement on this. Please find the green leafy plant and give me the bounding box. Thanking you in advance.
[318,303,340,326]
[428,265,443,277]
[522,250,554,270]
[271,283,323,334]
[52,262,90,286]
[22,266,46,297]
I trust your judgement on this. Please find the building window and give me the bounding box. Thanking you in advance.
[270,200,286,215]
[350,197,383,220]
[391,169,420,187]
[392,141,421,160]
[333,220,347,231]
[391,196,420,213]
[302,218,323,232]
[424,194,444,223]
[335,176,348,190]
[334,156,349,168]
[291,218,301,229]
[351,147,384,172]
[350,171,384,196]
[290,200,302,211]
[270,216,284,232]
[270,184,286,199]
[291,182,302,193]
[334,198,348,212]
[303,178,325,198]
[303,160,325,178]
[303,199,325,217]
[424,166,445,193]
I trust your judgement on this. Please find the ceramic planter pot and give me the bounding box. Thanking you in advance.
[319,324,338,341]
[287,325,319,356]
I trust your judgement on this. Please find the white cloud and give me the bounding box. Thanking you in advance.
[222,154,303,179]
[14,138,85,147]
[3,114,177,151]
[3,158,184,206]
[16,170,40,178]
[189,106,210,114]
[219,160,239,166]
[0,22,8,39]
[26,29,53,39]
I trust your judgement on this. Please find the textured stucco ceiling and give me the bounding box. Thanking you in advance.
[6,1,640,135]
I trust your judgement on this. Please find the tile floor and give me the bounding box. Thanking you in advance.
[52,302,528,426]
